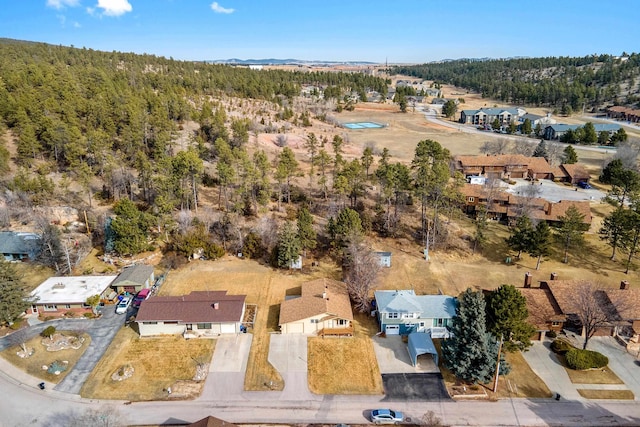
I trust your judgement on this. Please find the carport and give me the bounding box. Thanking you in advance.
[408,332,438,367]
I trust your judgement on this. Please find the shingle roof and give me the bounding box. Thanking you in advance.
[111,264,154,287]
[0,231,41,255]
[455,154,530,168]
[604,289,640,320]
[542,280,588,314]
[560,164,590,181]
[374,290,457,319]
[278,278,353,325]
[527,157,553,174]
[187,416,239,427]
[136,291,245,323]
[520,287,566,329]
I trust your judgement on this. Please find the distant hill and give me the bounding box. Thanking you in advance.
[393,54,640,111]
[206,58,378,66]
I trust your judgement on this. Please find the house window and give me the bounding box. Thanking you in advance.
[337,319,347,326]
[164,321,178,325]
[197,323,212,329]
[64,304,71,309]
[144,322,158,325]
[388,313,399,319]
[551,321,561,327]
[433,318,445,327]
[468,197,474,202]
[44,305,57,311]
[310,319,318,324]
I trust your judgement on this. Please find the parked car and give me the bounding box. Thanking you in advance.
[370,409,404,425]
[115,297,132,314]
[132,288,151,308]
[577,181,592,189]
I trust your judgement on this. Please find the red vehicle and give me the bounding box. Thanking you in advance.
[133,288,151,308]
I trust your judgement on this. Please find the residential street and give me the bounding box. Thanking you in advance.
[2,329,640,426]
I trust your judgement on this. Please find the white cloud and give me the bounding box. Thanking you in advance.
[73,21,82,28]
[56,14,67,25]
[210,2,234,14]
[95,0,132,16]
[46,0,80,9]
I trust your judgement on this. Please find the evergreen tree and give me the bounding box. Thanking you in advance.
[442,288,499,384]
[581,122,598,145]
[442,100,458,119]
[275,147,299,204]
[361,146,374,179]
[0,260,33,326]
[521,118,532,135]
[276,221,301,269]
[297,206,317,253]
[110,198,154,255]
[485,285,535,352]
[506,216,533,259]
[561,145,578,164]
[555,205,587,264]
[600,159,640,206]
[527,221,553,270]
[600,207,632,261]
[532,140,548,160]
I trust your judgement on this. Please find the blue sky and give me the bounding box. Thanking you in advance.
[1,0,639,63]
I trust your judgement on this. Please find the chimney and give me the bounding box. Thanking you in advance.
[524,272,532,288]
[550,272,558,281]
[546,202,553,216]
[213,302,219,310]
[620,280,630,290]
[322,291,327,299]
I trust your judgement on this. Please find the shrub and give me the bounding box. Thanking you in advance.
[565,348,608,370]
[41,326,56,338]
[551,338,574,355]
[546,330,557,339]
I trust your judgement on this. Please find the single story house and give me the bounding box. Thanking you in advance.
[110,264,155,293]
[374,290,457,337]
[279,278,354,335]
[452,154,551,180]
[0,231,41,262]
[375,251,392,268]
[28,275,118,317]
[556,163,591,184]
[136,291,246,338]
[607,106,640,123]
[187,416,239,427]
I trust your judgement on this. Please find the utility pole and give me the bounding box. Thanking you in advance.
[493,334,504,393]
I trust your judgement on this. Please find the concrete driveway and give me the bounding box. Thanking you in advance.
[200,333,252,401]
[522,340,581,400]
[268,334,316,400]
[588,337,640,399]
[372,336,438,373]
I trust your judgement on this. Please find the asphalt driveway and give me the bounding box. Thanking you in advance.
[382,373,450,401]
[55,308,126,393]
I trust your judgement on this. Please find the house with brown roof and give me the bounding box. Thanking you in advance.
[557,163,591,185]
[607,106,640,123]
[136,291,246,338]
[602,281,640,352]
[460,184,592,226]
[186,416,239,427]
[279,278,354,335]
[520,272,566,340]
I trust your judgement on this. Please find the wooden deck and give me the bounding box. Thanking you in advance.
[317,326,354,338]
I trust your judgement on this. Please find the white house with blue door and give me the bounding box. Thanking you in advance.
[374,290,456,338]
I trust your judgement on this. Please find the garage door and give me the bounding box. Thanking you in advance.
[286,323,304,333]
[220,323,236,334]
[385,325,400,335]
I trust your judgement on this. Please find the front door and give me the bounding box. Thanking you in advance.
[186,324,193,331]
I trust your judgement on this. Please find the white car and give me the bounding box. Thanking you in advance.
[115,297,132,314]
[370,409,404,425]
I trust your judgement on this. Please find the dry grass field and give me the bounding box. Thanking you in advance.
[307,313,383,395]
[81,327,214,400]
[577,389,635,400]
[1,332,90,383]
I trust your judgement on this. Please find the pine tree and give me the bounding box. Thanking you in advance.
[555,205,587,264]
[485,285,535,351]
[442,288,496,384]
[297,206,316,253]
[561,145,578,164]
[0,260,33,326]
[506,216,533,259]
[276,221,301,269]
[527,221,552,270]
[532,140,548,160]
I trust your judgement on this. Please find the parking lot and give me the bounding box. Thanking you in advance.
[507,179,606,203]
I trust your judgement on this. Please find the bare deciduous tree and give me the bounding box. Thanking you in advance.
[546,142,564,166]
[511,139,535,157]
[571,282,630,350]
[612,140,640,171]
[176,209,193,236]
[275,134,288,147]
[343,235,381,313]
[480,138,511,155]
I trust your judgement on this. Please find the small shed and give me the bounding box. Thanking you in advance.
[289,255,302,270]
[408,332,439,367]
[375,252,392,268]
